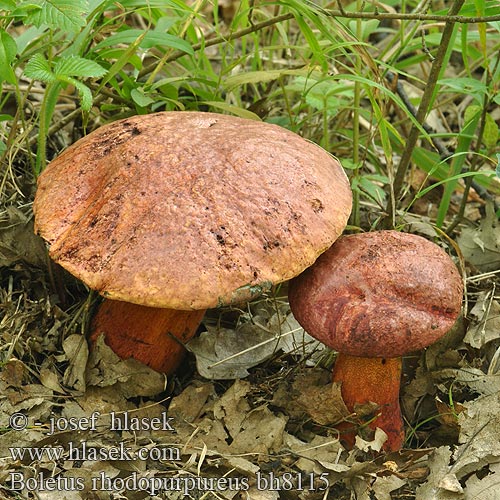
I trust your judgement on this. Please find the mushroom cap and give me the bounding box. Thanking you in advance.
[34,112,352,310]
[288,230,463,357]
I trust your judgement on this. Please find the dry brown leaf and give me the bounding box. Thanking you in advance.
[284,433,346,475]
[296,380,349,426]
[36,492,83,500]
[62,334,89,392]
[452,392,500,477]
[435,397,462,431]
[188,309,321,380]
[415,446,458,500]
[76,386,132,418]
[463,461,500,499]
[354,428,388,452]
[39,365,66,394]
[268,312,323,359]
[349,475,372,500]
[169,380,288,460]
[229,406,287,456]
[0,358,27,387]
[464,291,500,348]
[371,474,407,500]
[86,335,166,397]
[176,416,231,454]
[188,324,279,379]
[457,202,500,272]
[273,368,350,425]
[168,381,215,422]
[434,367,500,396]
[0,381,54,435]
[213,380,251,438]
[0,206,47,267]
[221,455,260,476]
[241,487,280,500]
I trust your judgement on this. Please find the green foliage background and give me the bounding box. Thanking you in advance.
[1,0,499,228]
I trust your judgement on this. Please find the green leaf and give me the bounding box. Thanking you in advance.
[346,18,380,41]
[24,53,56,83]
[464,105,481,125]
[483,113,499,150]
[54,55,106,78]
[286,76,353,115]
[354,174,388,205]
[130,88,155,108]
[224,68,315,91]
[293,13,327,71]
[12,25,45,54]
[417,167,497,199]
[0,0,16,10]
[496,154,500,179]
[201,101,261,121]
[58,75,93,111]
[0,30,17,84]
[70,78,92,111]
[26,0,88,33]
[439,77,488,102]
[118,0,191,9]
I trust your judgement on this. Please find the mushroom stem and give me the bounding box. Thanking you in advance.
[90,299,205,373]
[332,353,404,451]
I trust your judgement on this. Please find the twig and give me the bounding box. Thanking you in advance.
[323,8,500,23]
[138,7,500,80]
[385,72,496,211]
[446,53,500,233]
[384,0,467,227]
[138,13,295,79]
[32,1,498,153]
[385,72,450,158]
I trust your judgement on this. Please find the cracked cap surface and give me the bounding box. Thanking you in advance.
[34,111,352,309]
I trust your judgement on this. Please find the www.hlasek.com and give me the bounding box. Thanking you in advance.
[9,472,331,495]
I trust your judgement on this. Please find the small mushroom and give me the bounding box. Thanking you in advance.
[288,230,463,451]
[33,111,352,373]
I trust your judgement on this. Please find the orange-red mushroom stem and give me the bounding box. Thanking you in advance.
[90,299,205,373]
[288,231,463,453]
[332,354,404,451]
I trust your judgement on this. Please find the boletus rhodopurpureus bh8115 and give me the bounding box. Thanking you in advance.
[288,230,463,451]
[33,111,352,373]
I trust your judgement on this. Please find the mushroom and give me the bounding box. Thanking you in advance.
[288,230,463,451]
[33,111,352,373]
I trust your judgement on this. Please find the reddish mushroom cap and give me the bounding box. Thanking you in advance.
[288,230,463,357]
[34,112,352,310]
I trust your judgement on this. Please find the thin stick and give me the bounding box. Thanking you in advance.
[384,0,467,227]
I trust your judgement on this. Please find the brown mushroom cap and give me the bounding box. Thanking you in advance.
[288,230,463,357]
[34,112,352,310]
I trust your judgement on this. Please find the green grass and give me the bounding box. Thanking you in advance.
[3,0,498,233]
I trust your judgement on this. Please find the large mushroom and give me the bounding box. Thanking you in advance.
[33,111,352,373]
[288,230,463,451]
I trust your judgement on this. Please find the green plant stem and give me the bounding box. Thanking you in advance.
[384,0,466,227]
[137,4,500,82]
[444,112,486,235]
[446,69,500,233]
[350,0,362,228]
[322,8,500,23]
[35,82,62,175]
[138,13,295,79]
[145,0,207,87]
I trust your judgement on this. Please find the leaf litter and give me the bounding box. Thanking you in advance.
[1,176,500,500]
